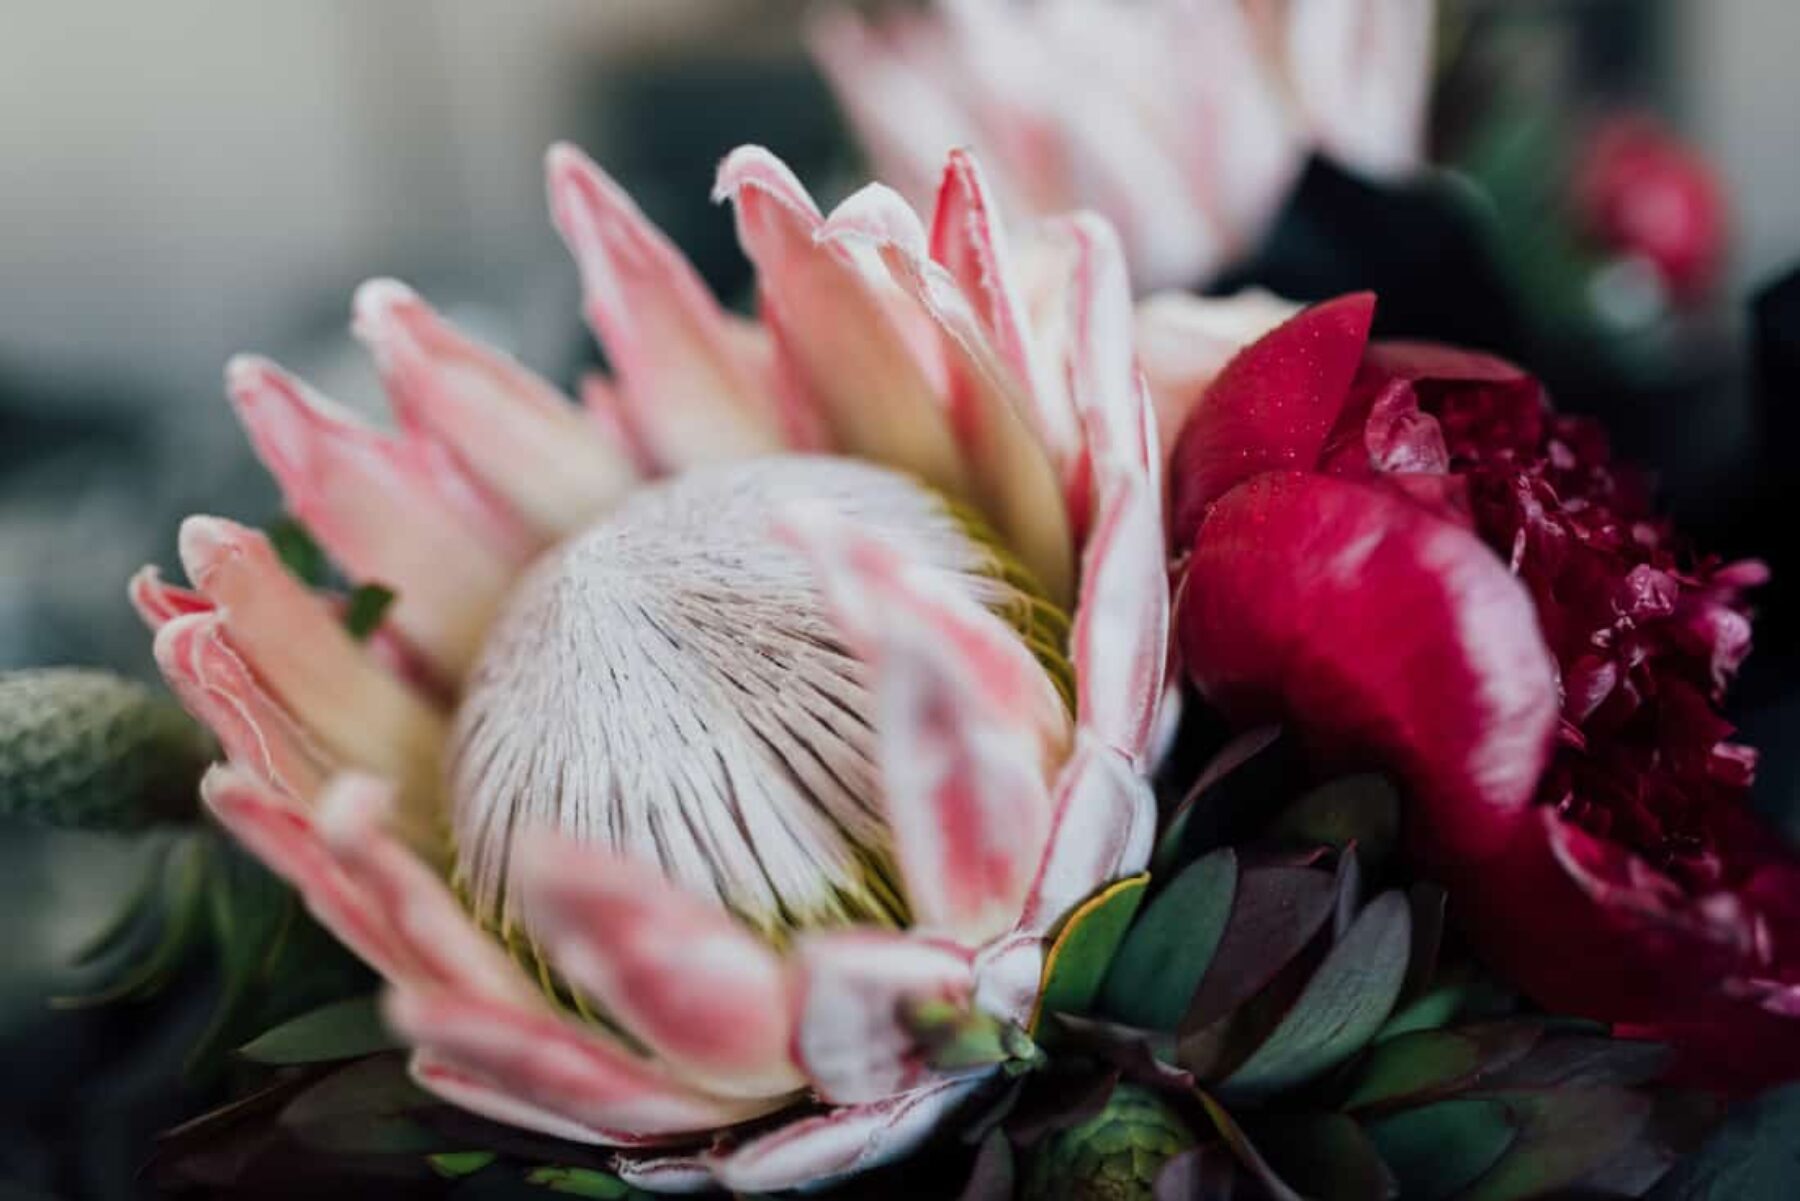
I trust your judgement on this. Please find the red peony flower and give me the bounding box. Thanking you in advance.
[1576,114,1729,302]
[1166,294,1800,1092]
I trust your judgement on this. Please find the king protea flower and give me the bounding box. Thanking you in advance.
[809,0,1434,291]
[1165,294,1800,1093]
[128,144,1170,1190]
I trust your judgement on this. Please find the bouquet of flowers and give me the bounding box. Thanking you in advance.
[2,2,1794,1199]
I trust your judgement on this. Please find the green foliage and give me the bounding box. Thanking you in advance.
[1037,874,1147,1019]
[1098,851,1236,1031]
[60,826,372,1076]
[343,583,397,641]
[1021,1084,1195,1201]
[238,995,398,1064]
[1649,1084,1800,1201]
[0,667,210,830]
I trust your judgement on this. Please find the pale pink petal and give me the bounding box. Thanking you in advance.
[351,278,637,537]
[612,1152,718,1193]
[714,146,968,497]
[577,372,658,476]
[873,603,1055,946]
[1070,476,1168,762]
[177,516,446,847]
[1134,290,1301,461]
[1021,736,1156,932]
[1027,10,1228,289]
[1171,0,1305,251]
[410,1051,625,1147]
[821,180,1075,606]
[972,930,1044,1029]
[154,615,327,800]
[545,144,784,468]
[514,836,802,1099]
[128,565,209,629]
[1287,0,1432,181]
[201,766,414,981]
[384,988,783,1139]
[790,930,973,1104]
[1053,214,1155,490]
[224,356,525,682]
[311,774,537,1005]
[775,504,1070,776]
[930,150,1080,467]
[807,8,967,214]
[707,1078,984,1193]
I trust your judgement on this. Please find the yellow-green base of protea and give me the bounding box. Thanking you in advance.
[0,668,211,830]
[1023,1084,1196,1201]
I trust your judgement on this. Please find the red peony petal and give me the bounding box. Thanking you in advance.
[1168,293,1376,548]
[1179,472,1558,864]
[1459,805,1800,1094]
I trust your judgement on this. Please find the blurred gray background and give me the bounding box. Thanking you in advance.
[2,0,1798,672]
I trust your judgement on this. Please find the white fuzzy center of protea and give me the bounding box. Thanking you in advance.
[448,454,1023,940]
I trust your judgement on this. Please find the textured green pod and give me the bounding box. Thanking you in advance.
[0,668,211,829]
[1023,1083,1198,1201]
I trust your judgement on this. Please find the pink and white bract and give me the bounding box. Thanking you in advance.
[129,143,1169,1192]
[810,0,1434,291]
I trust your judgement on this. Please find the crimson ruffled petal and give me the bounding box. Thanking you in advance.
[1168,293,1375,548]
[1179,471,1559,863]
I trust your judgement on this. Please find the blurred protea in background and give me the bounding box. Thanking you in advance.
[126,142,1170,1192]
[809,0,1433,291]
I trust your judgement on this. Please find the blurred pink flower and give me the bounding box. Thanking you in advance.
[130,144,1172,1190]
[1576,113,1730,301]
[811,0,1434,290]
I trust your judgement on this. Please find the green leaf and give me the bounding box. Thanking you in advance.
[1379,981,1469,1042]
[239,995,397,1064]
[1649,1083,1800,1201]
[1037,873,1148,1020]
[430,1151,499,1179]
[1097,852,1236,1031]
[524,1166,637,1197]
[54,832,211,1007]
[1365,1099,1516,1201]
[1267,775,1401,872]
[270,517,329,585]
[1344,1024,1542,1112]
[1218,890,1412,1100]
[1181,860,1340,1035]
[343,583,396,641]
[1458,1087,1652,1201]
[906,1001,1042,1074]
[279,1056,440,1155]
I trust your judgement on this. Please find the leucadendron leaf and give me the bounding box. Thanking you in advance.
[1646,1083,1800,1201]
[279,1056,441,1155]
[1097,852,1236,1031]
[1265,774,1401,873]
[239,995,397,1064]
[1038,874,1148,1020]
[1218,890,1412,1100]
[1364,1098,1517,1201]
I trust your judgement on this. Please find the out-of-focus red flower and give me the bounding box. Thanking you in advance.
[1576,114,1729,301]
[1170,295,1799,1092]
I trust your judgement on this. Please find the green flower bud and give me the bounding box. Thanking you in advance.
[0,668,210,830]
[1023,1084,1197,1201]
